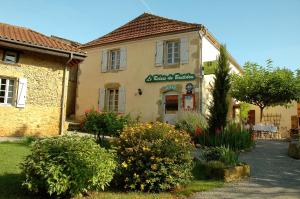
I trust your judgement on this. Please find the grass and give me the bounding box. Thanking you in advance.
[0,141,31,199]
[0,141,223,199]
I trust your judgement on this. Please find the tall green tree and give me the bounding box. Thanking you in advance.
[208,45,231,134]
[231,61,299,122]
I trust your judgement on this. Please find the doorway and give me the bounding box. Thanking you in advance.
[163,93,179,124]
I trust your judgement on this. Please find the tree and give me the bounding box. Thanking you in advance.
[208,45,231,134]
[231,61,299,122]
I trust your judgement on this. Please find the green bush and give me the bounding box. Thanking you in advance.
[195,122,254,151]
[202,146,238,166]
[20,135,116,197]
[175,111,207,137]
[83,110,129,141]
[114,122,194,192]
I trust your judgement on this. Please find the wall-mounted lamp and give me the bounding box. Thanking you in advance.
[138,88,143,95]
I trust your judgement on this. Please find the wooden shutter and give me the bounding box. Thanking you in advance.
[16,78,27,108]
[101,50,108,72]
[180,37,189,64]
[99,88,106,112]
[155,41,163,66]
[118,87,126,113]
[120,47,127,70]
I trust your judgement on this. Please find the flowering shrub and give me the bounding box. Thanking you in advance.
[114,122,194,192]
[174,110,207,138]
[20,135,116,197]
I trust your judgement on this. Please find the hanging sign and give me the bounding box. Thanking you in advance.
[145,73,196,83]
[185,83,194,94]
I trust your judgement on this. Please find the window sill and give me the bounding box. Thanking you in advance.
[0,60,21,67]
[103,69,122,73]
[0,103,14,107]
[163,63,180,69]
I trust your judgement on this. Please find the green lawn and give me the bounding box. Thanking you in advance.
[0,141,223,199]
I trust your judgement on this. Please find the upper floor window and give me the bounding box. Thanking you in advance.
[101,48,126,72]
[109,49,120,70]
[0,77,15,105]
[3,51,18,64]
[155,37,188,66]
[166,40,180,65]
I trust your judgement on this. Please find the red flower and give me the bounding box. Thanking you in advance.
[195,127,202,135]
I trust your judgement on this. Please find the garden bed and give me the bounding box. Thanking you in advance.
[288,141,300,159]
[199,162,250,182]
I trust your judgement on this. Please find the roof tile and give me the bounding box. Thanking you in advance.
[84,13,203,48]
[0,23,84,54]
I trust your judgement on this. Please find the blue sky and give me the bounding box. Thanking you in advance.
[0,0,299,70]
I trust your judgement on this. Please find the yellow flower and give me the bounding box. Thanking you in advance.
[142,147,150,152]
[151,164,158,171]
[122,161,128,168]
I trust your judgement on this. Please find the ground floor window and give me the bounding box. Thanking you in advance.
[106,89,119,112]
[0,77,14,105]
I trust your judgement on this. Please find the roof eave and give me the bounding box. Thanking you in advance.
[0,37,86,60]
[81,27,202,49]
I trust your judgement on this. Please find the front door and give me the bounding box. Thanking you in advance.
[164,94,179,124]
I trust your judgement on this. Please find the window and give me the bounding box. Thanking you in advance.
[106,89,119,112]
[0,77,15,105]
[108,49,120,70]
[166,41,180,65]
[3,51,18,64]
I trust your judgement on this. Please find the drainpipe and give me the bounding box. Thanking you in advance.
[60,53,73,135]
[198,28,207,114]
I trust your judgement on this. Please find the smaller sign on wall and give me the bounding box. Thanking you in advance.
[182,94,195,110]
[145,73,196,83]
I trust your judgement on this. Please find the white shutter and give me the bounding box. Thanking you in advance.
[99,88,106,112]
[118,87,126,113]
[120,47,127,70]
[16,78,27,108]
[180,37,189,64]
[101,50,108,72]
[155,41,164,66]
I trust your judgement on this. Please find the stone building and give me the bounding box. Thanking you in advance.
[76,13,242,123]
[0,23,86,136]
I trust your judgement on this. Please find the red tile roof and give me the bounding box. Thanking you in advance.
[83,13,204,48]
[0,22,84,54]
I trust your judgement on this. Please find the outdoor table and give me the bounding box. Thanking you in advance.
[253,124,279,139]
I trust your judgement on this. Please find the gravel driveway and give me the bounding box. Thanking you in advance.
[190,140,300,199]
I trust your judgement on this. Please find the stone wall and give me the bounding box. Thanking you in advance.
[0,49,68,136]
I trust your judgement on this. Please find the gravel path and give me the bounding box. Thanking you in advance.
[190,140,300,199]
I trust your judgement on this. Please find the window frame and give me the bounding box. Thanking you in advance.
[105,88,119,112]
[108,49,121,71]
[164,40,180,65]
[0,77,15,106]
[3,51,19,64]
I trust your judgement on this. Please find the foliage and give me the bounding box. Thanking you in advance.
[195,122,254,151]
[83,110,130,141]
[174,110,207,137]
[239,102,251,123]
[231,60,300,121]
[202,146,238,166]
[114,122,194,192]
[208,45,231,134]
[20,135,116,197]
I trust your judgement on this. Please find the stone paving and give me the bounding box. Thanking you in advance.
[190,140,300,199]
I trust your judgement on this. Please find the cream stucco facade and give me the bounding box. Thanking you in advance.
[76,30,241,123]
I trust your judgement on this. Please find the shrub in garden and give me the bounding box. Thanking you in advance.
[115,122,194,192]
[174,110,207,137]
[195,122,254,151]
[20,135,116,197]
[202,146,238,166]
[83,110,129,141]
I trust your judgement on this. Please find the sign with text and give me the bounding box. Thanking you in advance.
[145,73,196,83]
